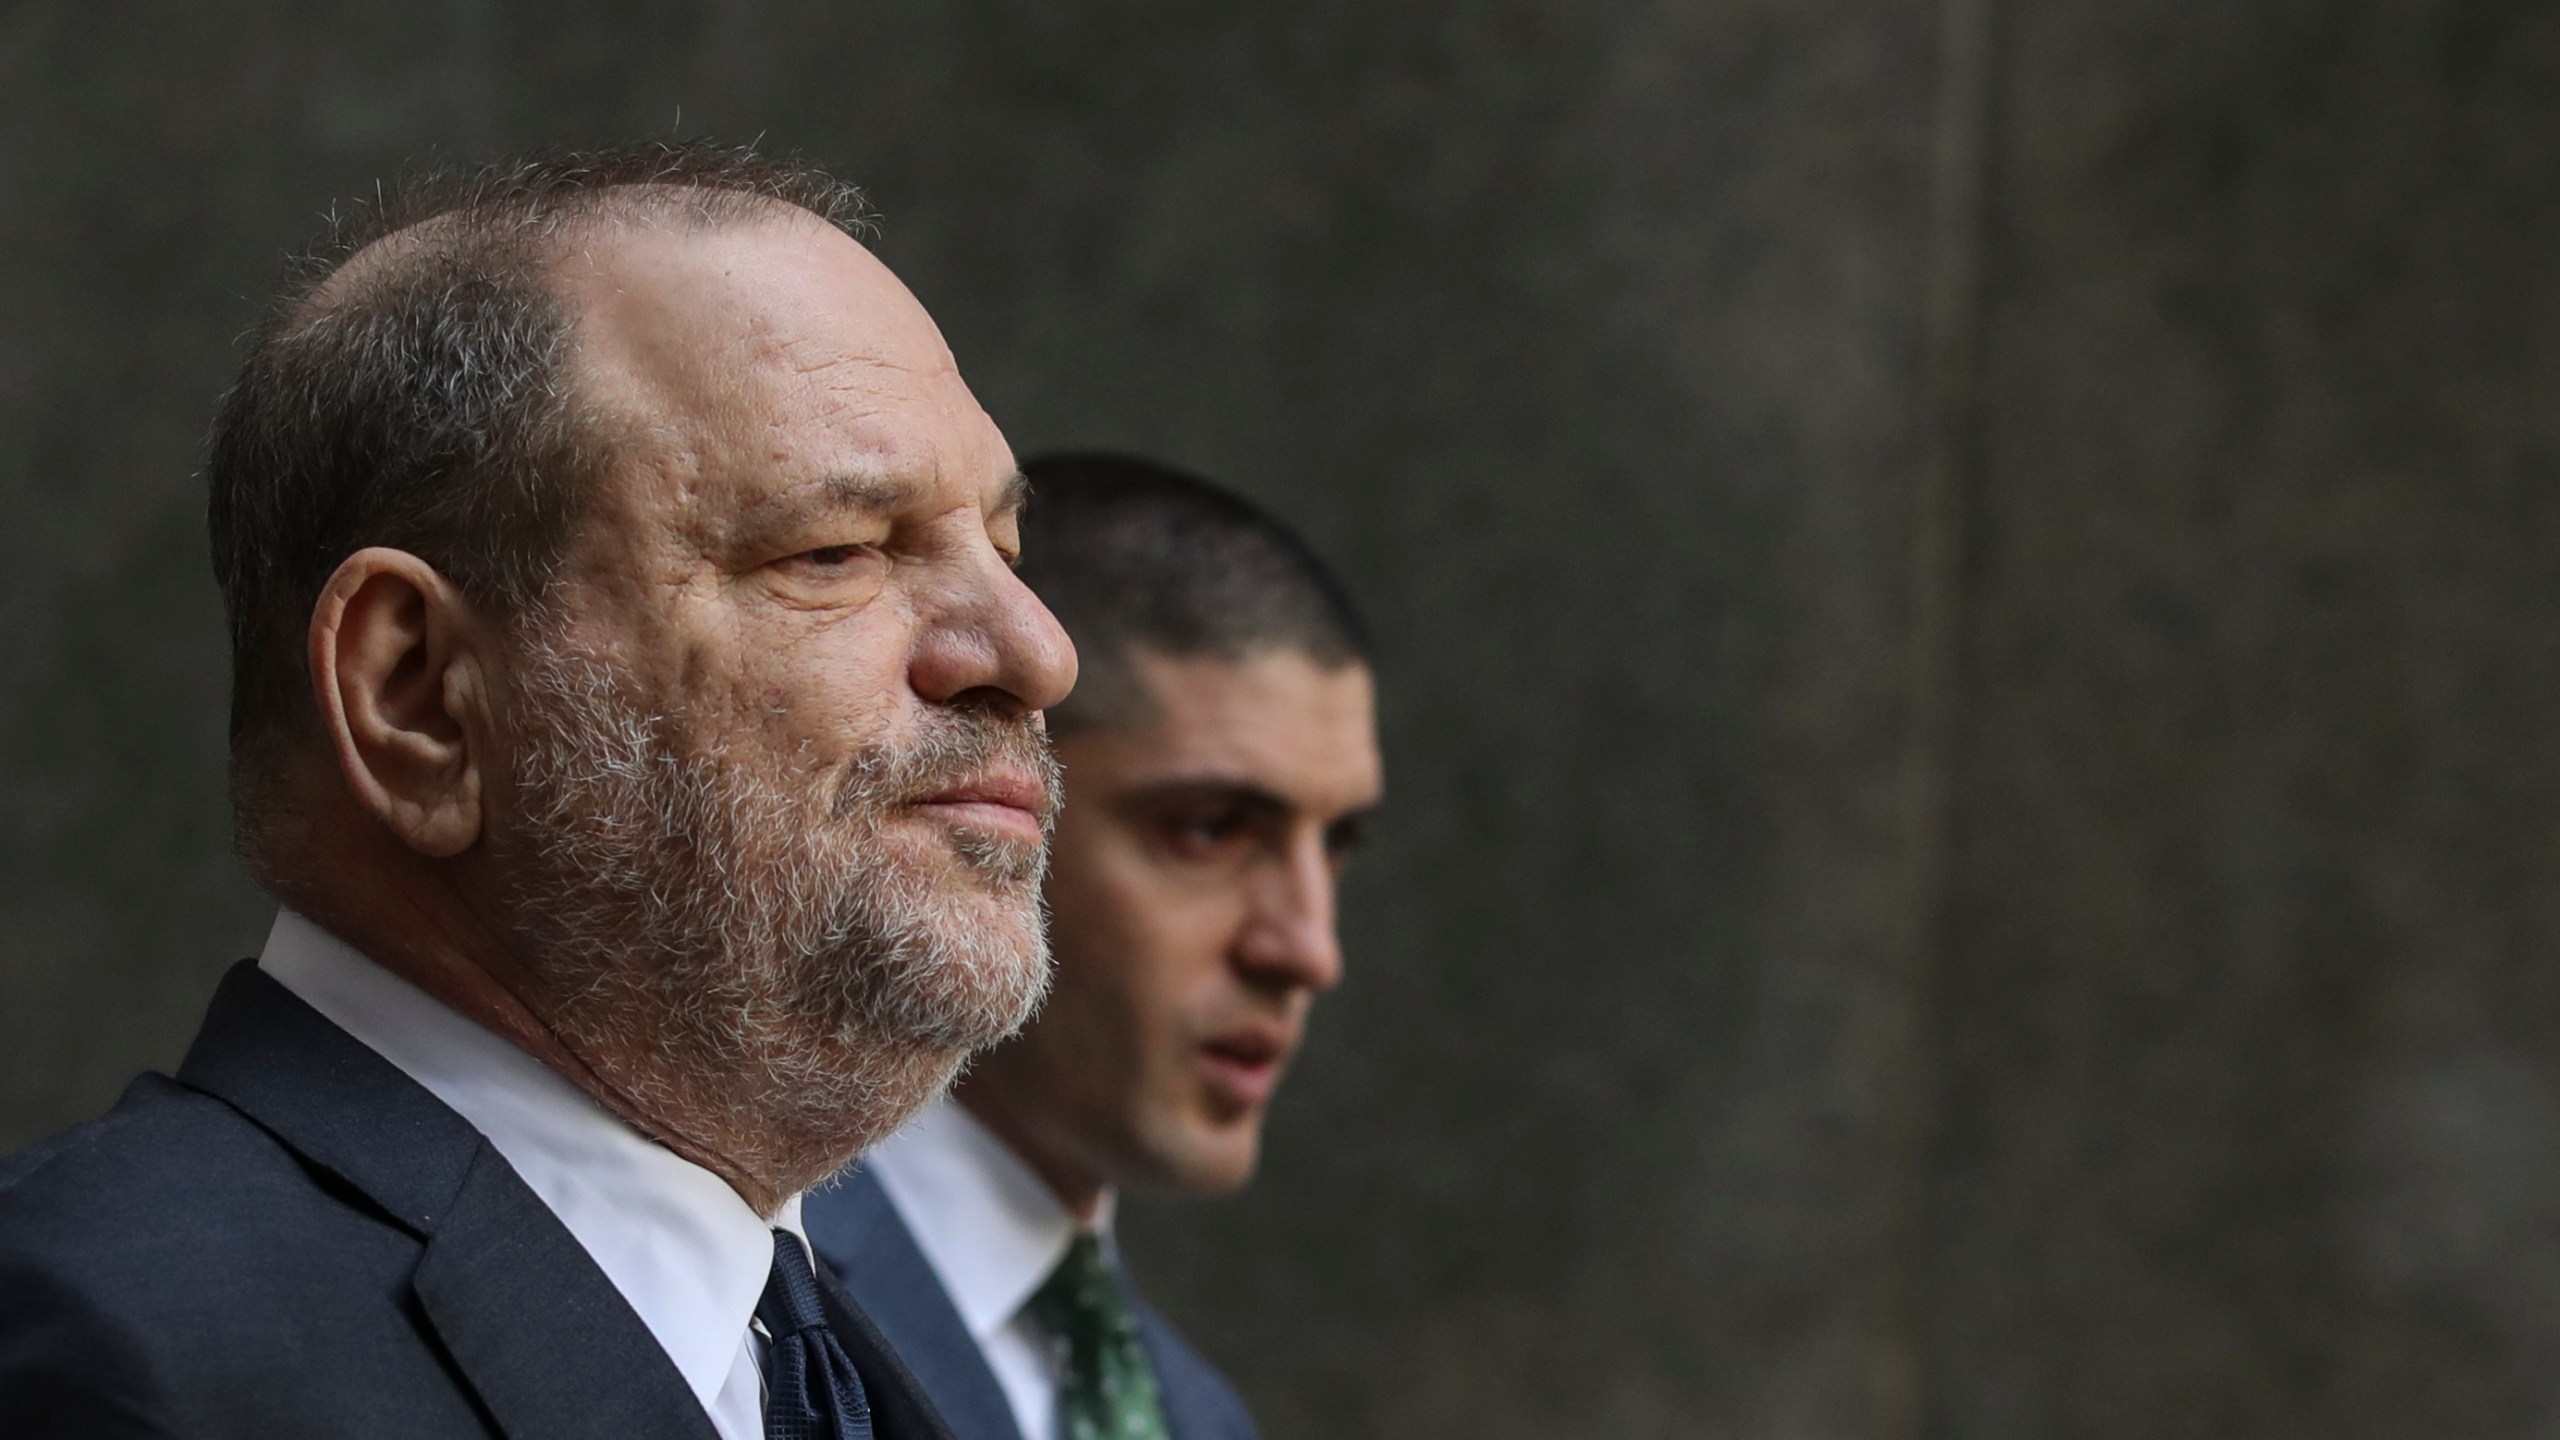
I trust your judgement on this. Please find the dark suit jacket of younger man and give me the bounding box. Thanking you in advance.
[804,1166,1255,1440]
[0,961,956,1440]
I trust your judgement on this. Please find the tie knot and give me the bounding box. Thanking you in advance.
[758,1230,830,1338]
[1027,1232,1138,1347]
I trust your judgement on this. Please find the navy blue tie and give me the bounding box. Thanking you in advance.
[757,1231,875,1440]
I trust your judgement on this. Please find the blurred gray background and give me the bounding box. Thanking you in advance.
[6,1,2559,1436]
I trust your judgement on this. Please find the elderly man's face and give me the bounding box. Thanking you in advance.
[471,212,1076,1184]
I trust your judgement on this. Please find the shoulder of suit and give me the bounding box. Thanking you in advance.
[0,1073,266,1228]
[0,1243,176,1437]
[0,1069,416,1361]
[0,1074,269,1435]
[1130,1295,1261,1440]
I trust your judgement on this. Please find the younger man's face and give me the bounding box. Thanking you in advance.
[962,647,1383,1200]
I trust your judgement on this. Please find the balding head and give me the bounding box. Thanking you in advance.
[207,143,874,874]
[202,144,1079,1210]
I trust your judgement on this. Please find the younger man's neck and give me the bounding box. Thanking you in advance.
[953,1083,1112,1229]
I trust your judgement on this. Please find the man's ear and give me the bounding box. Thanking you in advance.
[308,547,492,858]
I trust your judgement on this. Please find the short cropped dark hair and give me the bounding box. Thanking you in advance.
[205,140,871,855]
[1016,452,1372,733]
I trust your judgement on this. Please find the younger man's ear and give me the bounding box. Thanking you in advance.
[307,547,490,858]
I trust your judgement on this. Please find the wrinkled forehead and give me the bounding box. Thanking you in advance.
[555,210,1009,531]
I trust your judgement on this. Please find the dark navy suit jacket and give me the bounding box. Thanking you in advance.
[0,961,958,1440]
[803,1166,1256,1440]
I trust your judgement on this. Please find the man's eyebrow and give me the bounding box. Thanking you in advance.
[812,473,920,514]
[1120,777,1293,816]
[1326,804,1382,839]
[736,473,920,532]
[991,470,1031,520]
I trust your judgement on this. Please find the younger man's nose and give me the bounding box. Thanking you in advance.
[1233,842,1347,995]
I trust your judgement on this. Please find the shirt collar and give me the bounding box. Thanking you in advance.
[859,1096,1113,1339]
[257,908,800,1419]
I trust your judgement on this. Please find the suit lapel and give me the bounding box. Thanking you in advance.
[1138,1320,1212,1440]
[1124,1274,1242,1440]
[176,962,721,1440]
[816,1252,964,1440]
[175,960,480,1233]
[413,1144,721,1440]
[805,1169,1017,1440]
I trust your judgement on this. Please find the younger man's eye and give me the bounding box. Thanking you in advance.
[1167,810,1249,854]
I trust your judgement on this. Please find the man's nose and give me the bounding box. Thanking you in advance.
[908,548,1078,714]
[1233,840,1347,995]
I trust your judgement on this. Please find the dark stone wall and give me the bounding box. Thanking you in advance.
[1923,3,2560,1436]
[2,2,2553,1436]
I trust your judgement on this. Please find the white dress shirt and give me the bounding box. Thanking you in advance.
[259,908,805,1440]
[863,1097,1117,1440]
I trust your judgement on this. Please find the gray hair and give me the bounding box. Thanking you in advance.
[204,140,873,870]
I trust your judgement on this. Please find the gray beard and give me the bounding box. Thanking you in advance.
[486,632,1060,1200]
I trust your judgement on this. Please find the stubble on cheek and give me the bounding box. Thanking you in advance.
[483,629,1061,1196]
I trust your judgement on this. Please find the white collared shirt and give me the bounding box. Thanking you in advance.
[259,909,804,1440]
[863,1097,1115,1440]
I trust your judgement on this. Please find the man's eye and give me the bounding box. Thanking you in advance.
[766,543,889,602]
[775,543,886,578]
[1167,811,1249,853]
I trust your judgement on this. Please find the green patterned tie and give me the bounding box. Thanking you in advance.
[1025,1233,1173,1440]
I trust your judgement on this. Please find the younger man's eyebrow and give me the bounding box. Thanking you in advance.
[1122,778,1292,817]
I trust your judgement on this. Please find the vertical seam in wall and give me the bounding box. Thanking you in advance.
[1882,0,2001,1434]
